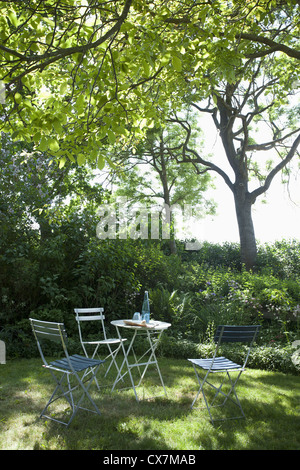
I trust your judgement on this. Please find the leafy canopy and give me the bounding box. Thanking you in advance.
[0,0,299,168]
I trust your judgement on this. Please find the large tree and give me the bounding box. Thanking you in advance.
[0,134,106,243]
[168,54,300,268]
[150,0,300,268]
[1,0,299,269]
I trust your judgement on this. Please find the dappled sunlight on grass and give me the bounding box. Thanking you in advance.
[0,357,299,450]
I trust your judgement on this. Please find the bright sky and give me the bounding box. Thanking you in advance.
[189,118,300,245]
[98,115,300,246]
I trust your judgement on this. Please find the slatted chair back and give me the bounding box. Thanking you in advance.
[214,325,261,344]
[74,307,127,384]
[214,324,261,369]
[75,308,107,344]
[30,318,69,367]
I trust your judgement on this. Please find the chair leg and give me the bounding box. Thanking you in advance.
[81,364,102,391]
[222,370,245,418]
[104,343,123,378]
[40,365,102,427]
[190,366,246,424]
[210,371,245,417]
[67,368,101,426]
[79,344,102,390]
[86,343,125,383]
[39,372,70,422]
[191,366,215,422]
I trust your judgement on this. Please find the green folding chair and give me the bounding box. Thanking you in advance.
[188,325,260,425]
[30,318,105,427]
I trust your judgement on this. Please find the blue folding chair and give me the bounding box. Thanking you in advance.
[188,325,260,424]
[30,318,105,427]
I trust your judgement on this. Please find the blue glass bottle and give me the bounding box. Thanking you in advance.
[141,291,150,323]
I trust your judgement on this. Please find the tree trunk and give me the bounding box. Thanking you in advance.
[169,236,177,255]
[37,216,52,242]
[159,142,177,254]
[233,185,257,270]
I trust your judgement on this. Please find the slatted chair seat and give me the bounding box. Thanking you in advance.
[48,354,104,373]
[85,338,121,345]
[190,357,242,371]
[188,324,260,425]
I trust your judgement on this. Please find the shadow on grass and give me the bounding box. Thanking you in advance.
[0,358,299,450]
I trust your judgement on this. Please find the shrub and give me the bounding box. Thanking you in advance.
[1,236,300,376]
[157,333,298,374]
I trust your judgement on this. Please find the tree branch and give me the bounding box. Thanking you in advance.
[239,33,300,60]
[3,0,133,85]
[246,128,300,152]
[250,132,300,201]
[168,117,234,190]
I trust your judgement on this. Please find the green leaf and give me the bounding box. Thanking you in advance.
[11,130,19,140]
[59,82,68,95]
[32,132,41,143]
[45,33,53,45]
[42,18,55,27]
[142,60,150,76]
[172,56,182,72]
[140,118,147,129]
[15,93,22,103]
[107,129,116,145]
[59,157,66,169]
[77,153,85,166]
[161,53,171,66]
[67,153,76,163]
[48,138,60,152]
[75,94,85,113]
[8,11,18,27]
[98,95,108,108]
[39,136,48,151]
[97,156,105,170]
[52,119,63,134]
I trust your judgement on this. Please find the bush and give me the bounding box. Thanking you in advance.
[157,334,297,374]
[256,239,300,279]
[247,344,297,374]
[1,235,300,375]
[171,262,300,341]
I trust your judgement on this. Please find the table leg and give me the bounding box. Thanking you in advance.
[136,329,167,396]
[112,326,167,402]
[111,326,137,392]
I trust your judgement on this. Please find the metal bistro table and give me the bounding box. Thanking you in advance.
[110,319,171,402]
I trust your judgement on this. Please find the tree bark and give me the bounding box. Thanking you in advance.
[215,91,258,269]
[233,185,257,270]
[158,139,177,254]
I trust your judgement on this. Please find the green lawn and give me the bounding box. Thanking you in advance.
[0,357,299,450]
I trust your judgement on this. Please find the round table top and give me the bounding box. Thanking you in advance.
[111,319,171,330]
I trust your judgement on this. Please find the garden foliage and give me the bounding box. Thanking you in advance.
[0,213,299,375]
